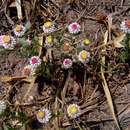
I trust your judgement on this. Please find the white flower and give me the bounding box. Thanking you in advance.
[120,20,130,34]
[22,65,34,77]
[14,24,26,37]
[45,35,53,48]
[0,100,6,114]
[68,22,81,34]
[67,104,80,118]
[36,108,52,123]
[78,50,90,64]
[63,58,72,69]
[29,56,41,67]
[43,21,55,33]
[0,35,16,49]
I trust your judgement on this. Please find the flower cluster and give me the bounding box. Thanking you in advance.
[1,21,92,67]
[1,9,130,128]
[36,103,80,124]
[0,24,27,49]
[22,56,41,77]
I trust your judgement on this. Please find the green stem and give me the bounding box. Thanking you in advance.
[124,34,130,61]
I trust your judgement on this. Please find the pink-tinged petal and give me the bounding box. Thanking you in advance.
[32,58,38,64]
[63,58,72,69]
[72,23,78,30]
[125,20,130,28]
[0,36,4,45]
[68,22,81,34]
[64,59,71,64]
[121,20,130,34]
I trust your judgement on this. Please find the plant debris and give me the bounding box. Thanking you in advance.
[0,0,130,130]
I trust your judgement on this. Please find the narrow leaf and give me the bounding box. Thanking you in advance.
[101,31,121,130]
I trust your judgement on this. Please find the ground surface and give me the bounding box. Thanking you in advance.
[0,0,130,130]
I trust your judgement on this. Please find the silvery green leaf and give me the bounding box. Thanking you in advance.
[76,47,83,53]
[25,21,31,30]
[18,38,28,45]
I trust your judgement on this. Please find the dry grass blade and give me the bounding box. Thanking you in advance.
[61,71,71,104]
[21,76,36,102]
[101,67,121,130]
[113,33,126,48]
[75,120,83,130]
[38,33,43,57]
[82,69,86,98]
[0,76,27,82]
[101,31,121,130]
[53,97,61,130]
[4,1,14,25]
[22,34,43,102]
[0,76,12,82]
[107,14,112,41]
[16,0,22,19]
[80,104,97,116]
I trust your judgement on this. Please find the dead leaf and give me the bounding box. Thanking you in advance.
[96,11,107,22]
[0,76,27,82]
[22,78,32,83]
[23,1,32,20]
[9,1,16,7]
[114,33,126,48]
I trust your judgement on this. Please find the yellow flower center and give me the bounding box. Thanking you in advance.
[37,111,45,118]
[3,35,10,43]
[46,36,53,44]
[83,39,91,45]
[15,25,23,32]
[44,21,52,28]
[69,106,78,114]
[81,51,87,59]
